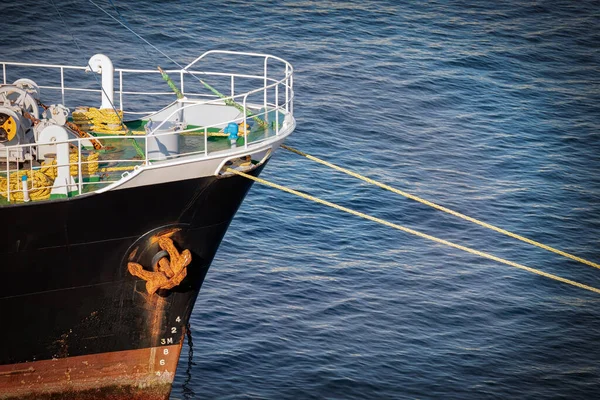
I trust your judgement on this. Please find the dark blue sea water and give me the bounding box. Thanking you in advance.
[2,0,600,398]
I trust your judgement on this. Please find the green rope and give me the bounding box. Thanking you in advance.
[198,79,267,128]
[131,138,145,159]
[158,66,184,99]
[157,66,268,129]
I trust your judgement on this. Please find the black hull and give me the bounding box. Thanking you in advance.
[0,164,265,398]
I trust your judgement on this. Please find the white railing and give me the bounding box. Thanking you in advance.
[1,51,294,113]
[0,51,295,202]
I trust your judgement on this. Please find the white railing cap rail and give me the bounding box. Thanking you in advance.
[1,50,293,77]
[184,50,293,74]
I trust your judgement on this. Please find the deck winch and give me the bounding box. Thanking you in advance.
[0,79,99,200]
[0,79,95,163]
[0,81,39,161]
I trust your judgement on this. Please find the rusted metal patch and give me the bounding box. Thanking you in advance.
[0,343,182,400]
[125,226,192,296]
[128,236,191,295]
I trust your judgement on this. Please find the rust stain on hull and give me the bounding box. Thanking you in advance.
[0,343,182,400]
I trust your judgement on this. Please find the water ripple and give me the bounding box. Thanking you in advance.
[2,0,600,398]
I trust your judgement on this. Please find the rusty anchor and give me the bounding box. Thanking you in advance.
[128,236,191,295]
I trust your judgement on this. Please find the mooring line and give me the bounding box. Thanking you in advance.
[228,168,600,295]
[281,144,600,271]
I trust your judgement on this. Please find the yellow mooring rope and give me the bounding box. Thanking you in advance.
[0,170,53,202]
[72,107,127,134]
[228,168,600,295]
[0,153,101,202]
[281,144,600,272]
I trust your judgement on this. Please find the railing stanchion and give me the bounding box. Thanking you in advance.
[275,83,279,136]
[2,64,6,85]
[231,75,235,98]
[28,146,33,188]
[5,147,10,201]
[263,58,268,112]
[244,95,248,149]
[78,140,83,195]
[119,70,123,110]
[144,135,148,166]
[285,64,289,113]
[204,127,208,156]
[60,67,65,105]
[180,70,185,96]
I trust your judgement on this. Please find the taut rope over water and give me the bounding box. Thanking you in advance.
[228,168,600,296]
[281,144,600,272]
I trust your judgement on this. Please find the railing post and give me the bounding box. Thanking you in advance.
[5,147,10,201]
[275,83,279,135]
[290,74,294,115]
[144,135,148,166]
[60,67,65,105]
[231,75,235,98]
[285,64,289,113]
[119,70,123,110]
[28,144,33,176]
[263,58,268,113]
[78,140,83,195]
[243,95,248,149]
[180,70,185,96]
[2,64,6,85]
[204,127,208,156]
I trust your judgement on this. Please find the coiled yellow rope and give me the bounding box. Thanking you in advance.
[99,165,136,172]
[281,145,600,271]
[72,107,127,134]
[228,168,600,295]
[71,152,100,175]
[1,152,101,202]
[0,170,53,201]
[41,152,100,178]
